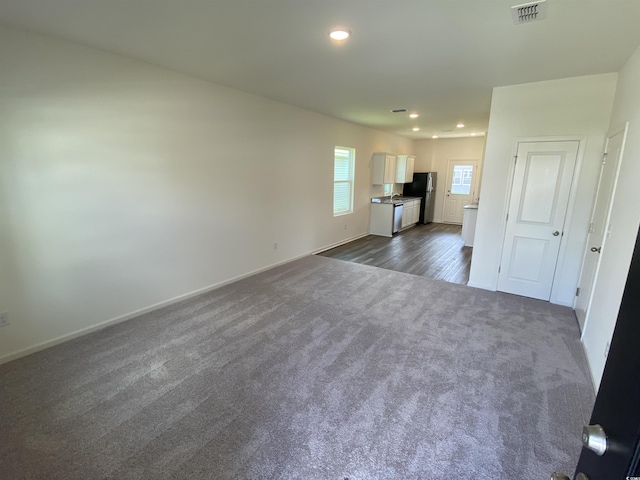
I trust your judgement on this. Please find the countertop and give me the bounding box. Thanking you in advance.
[371,196,421,205]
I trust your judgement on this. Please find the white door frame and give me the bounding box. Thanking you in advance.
[497,136,587,304]
[575,123,628,331]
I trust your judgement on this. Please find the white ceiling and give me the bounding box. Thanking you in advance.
[2,0,640,139]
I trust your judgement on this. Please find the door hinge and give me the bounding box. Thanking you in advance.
[506,213,509,222]
[498,266,501,273]
[576,287,580,297]
[588,222,595,233]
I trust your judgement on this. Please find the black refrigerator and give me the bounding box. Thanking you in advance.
[403,172,436,224]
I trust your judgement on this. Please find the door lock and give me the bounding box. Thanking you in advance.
[552,230,560,236]
[582,424,608,456]
[590,247,602,253]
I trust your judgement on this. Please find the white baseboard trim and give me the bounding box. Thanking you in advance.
[581,340,601,392]
[312,233,369,254]
[466,283,575,308]
[0,233,369,366]
[466,281,496,291]
[550,299,573,307]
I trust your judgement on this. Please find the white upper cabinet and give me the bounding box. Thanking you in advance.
[371,153,397,185]
[396,155,415,183]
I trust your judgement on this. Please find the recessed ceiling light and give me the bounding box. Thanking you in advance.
[432,135,439,139]
[471,133,477,136]
[409,113,419,118]
[412,127,420,132]
[456,123,465,128]
[329,27,351,41]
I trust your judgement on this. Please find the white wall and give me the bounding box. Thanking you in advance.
[468,74,618,307]
[413,141,435,173]
[0,27,413,361]
[581,44,640,390]
[414,137,486,223]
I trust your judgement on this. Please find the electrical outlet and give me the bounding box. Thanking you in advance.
[344,224,347,230]
[273,242,278,250]
[0,312,9,328]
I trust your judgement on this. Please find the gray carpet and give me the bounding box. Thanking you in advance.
[0,255,594,479]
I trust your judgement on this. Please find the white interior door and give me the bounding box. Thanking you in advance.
[442,160,478,224]
[497,141,579,300]
[575,125,627,330]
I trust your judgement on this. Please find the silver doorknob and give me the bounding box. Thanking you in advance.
[551,473,590,480]
[552,230,560,236]
[582,424,608,456]
[590,247,602,253]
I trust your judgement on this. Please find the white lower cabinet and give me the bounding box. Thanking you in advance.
[401,202,414,228]
[412,199,421,224]
[370,198,422,236]
[401,199,421,229]
[370,203,394,237]
[461,205,478,246]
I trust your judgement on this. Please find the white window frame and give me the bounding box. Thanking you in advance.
[333,146,355,216]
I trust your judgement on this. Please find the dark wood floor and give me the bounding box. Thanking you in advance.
[317,223,472,285]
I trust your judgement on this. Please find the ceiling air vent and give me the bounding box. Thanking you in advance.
[511,0,547,24]
[390,108,408,113]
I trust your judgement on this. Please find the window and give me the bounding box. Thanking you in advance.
[383,184,393,195]
[333,146,355,216]
[450,165,473,195]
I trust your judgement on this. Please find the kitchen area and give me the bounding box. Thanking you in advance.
[369,150,479,244]
[369,152,437,236]
[319,148,481,285]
